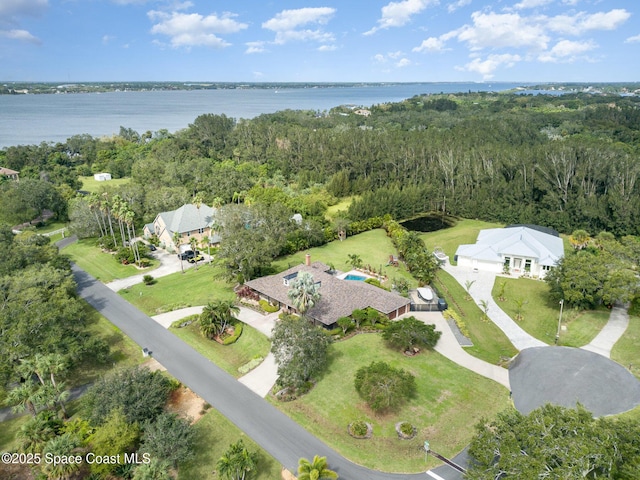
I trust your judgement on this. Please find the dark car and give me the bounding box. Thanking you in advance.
[148,244,157,251]
[178,250,198,260]
[437,297,448,311]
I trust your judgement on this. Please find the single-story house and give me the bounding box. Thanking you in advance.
[244,255,411,328]
[93,172,112,181]
[143,203,220,251]
[454,225,564,279]
[0,167,19,181]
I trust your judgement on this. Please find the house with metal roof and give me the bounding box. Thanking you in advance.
[454,225,564,279]
[143,203,220,252]
[244,255,411,328]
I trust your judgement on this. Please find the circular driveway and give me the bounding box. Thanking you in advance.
[510,346,640,417]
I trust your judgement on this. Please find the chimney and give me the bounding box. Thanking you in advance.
[305,254,311,266]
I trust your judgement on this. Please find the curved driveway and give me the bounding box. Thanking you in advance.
[72,265,429,479]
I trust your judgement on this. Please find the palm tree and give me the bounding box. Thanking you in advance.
[42,433,81,480]
[6,381,39,417]
[190,236,199,269]
[297,455,338,480]
[216,440,257,480]
[287,271,321,315]
[17,412,60,454]
[464,279,475,300]
[200,300,240,339]
[173,231,184,273]
[479,299,490,321]
[201,235,212,265]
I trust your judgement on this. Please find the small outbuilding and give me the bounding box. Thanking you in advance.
[93,172,112,181]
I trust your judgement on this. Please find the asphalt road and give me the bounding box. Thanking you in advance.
[72,264,434,479]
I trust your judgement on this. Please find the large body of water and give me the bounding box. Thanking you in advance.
[0,82,524,148]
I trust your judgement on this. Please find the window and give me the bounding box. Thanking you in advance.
[525,259,531,272]
[504,257,510,267]
[198,228,205,234]
[542,265,551,271]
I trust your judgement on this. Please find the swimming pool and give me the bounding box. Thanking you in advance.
[344,274,367,281]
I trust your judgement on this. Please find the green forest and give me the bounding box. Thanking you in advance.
[2,91,639,238]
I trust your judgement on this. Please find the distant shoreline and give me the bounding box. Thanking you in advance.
[2,81,638,96]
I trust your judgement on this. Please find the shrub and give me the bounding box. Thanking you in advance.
[355,361,416,412]
[348,420,371,438]
[400,422,414,436]
[443,309,471,339]
[382,316,441,352]
[364,277,389,290]
[259,299,279,313]
[222,323,243,345]
[142,274,155,285]
[238,357,264,375]
[236,285,259,301]
[630,295,640,316]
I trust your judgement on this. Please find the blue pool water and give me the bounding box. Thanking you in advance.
[344,274,366,281]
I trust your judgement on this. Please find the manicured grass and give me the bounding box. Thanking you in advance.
[170,322,271,378]
[271,334,510,473]
[0,416,29,451]
[491,277,609,346]
[560,310,611,347]
[61,238,159,282]
[325,195,359,219]
[611,315,640,380]
[72,300,147,386]
[178,408,283,480]
[272,228,417,289]
[79,175,131,193]
[435,270,517,364]
[420,218,503,265]
[120,265,236,315]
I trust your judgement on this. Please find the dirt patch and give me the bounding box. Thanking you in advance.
[281,468,297,480]
[167,386,207,424]
[142,357,166,372]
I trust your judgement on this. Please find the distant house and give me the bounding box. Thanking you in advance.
[93,172,112,181]
[143,203,220,251]
[0,167,19,181]
[354,109,371,117]
[244,255,411,328]
[454,225,564,278]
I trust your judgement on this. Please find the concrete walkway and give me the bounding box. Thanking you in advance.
[442,265,547,350]
[151,305,280,397]
[582,303,629,358]
[408,312,510,390]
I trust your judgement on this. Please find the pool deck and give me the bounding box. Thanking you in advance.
[336,269,374,280]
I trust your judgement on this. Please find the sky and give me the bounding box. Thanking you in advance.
[0,0,638,82]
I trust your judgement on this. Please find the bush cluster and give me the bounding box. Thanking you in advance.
[442,308,471,339]
[221,323,243,345]
[259,299,279,313]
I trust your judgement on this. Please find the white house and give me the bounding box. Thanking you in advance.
[454,225,564,278]
[94,172,112,181]
[143,203,220,251]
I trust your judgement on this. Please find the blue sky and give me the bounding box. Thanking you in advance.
[1,0,638,82]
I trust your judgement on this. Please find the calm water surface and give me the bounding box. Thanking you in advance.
[0,83,522,148]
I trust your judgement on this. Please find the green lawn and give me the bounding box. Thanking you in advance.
[0,416,29,451]
[420,218,503,265]
[61,238,159,282]
[435,270,517,364]
[170,322,271,378]
[120,265,236,315]
[272,228,417,289]
[325,195,359,219]
[271,333,510,473]
[80,175,131,193]
[178,408,283,480]
[611,315,640,380]
[491,277,609,346]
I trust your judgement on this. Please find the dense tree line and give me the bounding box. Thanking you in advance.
[2,92,639,236]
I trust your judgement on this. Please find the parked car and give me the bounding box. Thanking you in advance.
[148,244,157,251]
[437,298,448,311]
[188,254,204,264]
[178,250,199,260]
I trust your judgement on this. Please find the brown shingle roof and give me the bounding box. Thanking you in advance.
[245,263,410,326]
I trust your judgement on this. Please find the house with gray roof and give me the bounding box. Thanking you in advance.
[244,256,411,328]
[143,203,220,252]
[454,225,564,278]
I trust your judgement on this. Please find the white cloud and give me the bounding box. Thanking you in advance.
[464,53,521,79]
[625,34,640,43]
[102,35,115,45]
[447,0,471,14]
[0,28,41,44]
[149,10,247,48]
[457,11,549,51]
[373,53,387,63]
[245,41,266,54]
[262,7,335,32]
[547,9,630,36]
[396,57,412,67]
[318,44,337,52]
[262,7,336,49]
[538,39,596,62]
[365,0,437,35]
[514,0,553,9]
[413,36,446,52]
